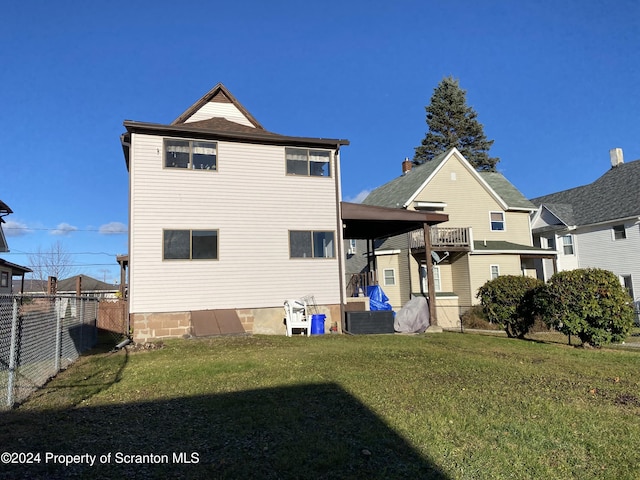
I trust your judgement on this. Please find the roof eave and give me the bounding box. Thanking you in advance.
[122,120,349,148]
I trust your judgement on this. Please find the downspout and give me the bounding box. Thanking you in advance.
[334,147,346,332]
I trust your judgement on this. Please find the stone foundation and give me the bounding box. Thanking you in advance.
[131,304,343,342]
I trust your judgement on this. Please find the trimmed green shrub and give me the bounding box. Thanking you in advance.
[536,268,635,347]
[477,275,544,338]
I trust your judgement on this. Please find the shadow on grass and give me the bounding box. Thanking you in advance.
[0,382,449,479]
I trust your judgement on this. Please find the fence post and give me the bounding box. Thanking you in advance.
[55,298,62,372]
[7,297,19,408]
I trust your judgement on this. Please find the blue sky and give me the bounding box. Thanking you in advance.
[2,0,639,283]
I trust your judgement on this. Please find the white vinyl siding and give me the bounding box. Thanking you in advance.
[574,221,640,285]
[128,133,340,313]
[183,102,256,127]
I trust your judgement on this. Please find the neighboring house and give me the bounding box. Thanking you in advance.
[530,148,640,302]
[350,148,554,328]
[55,275,120,298]
[0,200,32,293]
[121,83,350,342]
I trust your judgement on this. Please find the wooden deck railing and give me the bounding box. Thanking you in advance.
[409,227,472,250]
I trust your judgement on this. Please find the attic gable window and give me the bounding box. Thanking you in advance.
[164,139,217,171]
[286,148,331,177]
[490,212,505,231]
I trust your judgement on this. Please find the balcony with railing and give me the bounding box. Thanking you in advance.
[409,226,472,251]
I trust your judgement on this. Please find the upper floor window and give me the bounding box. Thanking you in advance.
[289,230,335,258]
[285,148,331,177]
[163,229,218,260]
[546,236,556,250]
[490,212,505,231]
[613,224,626,240]
[561,235,574,255]
[165,139,217,170]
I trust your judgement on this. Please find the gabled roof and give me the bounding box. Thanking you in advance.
[171,83,265,129]
[121,83,349,170]
[530,159,640,227]
[56,275,117,292]
[363,148,534,211]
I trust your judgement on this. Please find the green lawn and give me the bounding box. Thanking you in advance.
[1,332,639,479]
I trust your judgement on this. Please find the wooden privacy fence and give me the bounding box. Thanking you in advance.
[97,299,128,335]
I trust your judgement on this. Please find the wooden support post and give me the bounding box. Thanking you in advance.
[423,223,437,326]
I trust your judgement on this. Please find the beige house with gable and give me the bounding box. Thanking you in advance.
[121,83,349,342]
[352,148,554,327]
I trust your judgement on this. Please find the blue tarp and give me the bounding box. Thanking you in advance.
[366,285,393,311]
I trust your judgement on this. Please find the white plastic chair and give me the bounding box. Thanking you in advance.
[284,299,311,336]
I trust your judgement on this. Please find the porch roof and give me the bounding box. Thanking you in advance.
[341,202,448,240]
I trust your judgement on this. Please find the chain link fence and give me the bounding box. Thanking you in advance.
[0,294,99,410]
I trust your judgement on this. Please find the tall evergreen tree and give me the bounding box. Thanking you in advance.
[413,76,499,171]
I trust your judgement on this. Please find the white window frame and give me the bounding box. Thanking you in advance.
[561,234,574,255]
[383,268,396,286]
[490,211,505,231]
[490,264,500,280]
[613,224,626,240]
[620,275,634,300]
[348,239,357,255]
[420,264,441,292]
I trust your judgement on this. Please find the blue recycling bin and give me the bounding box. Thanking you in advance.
[311,314,326,335]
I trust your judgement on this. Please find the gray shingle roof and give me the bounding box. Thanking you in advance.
[363,149,533,210]
[530,159,640,226]
[363,151,447,208]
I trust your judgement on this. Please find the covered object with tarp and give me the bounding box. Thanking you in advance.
[394,296,430,333]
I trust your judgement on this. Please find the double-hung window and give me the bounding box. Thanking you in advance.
[163,229,218,260]
[165,139,217,170]
[289,231,335,258]
[490,265,500,279]
[561,234,574,255]
[383,269,396,286]
[285,148,331,177]
[490,212,505,231]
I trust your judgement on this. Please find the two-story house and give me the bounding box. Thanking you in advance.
[530,148,640,303]
[349,148,554,328]
[0,200,32,294]
[121,83,351,342]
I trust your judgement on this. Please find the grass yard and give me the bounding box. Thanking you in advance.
[1,332,639,479]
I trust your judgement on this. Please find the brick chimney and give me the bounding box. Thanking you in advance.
[610,148,624,168]
[402,157,413,175]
